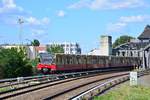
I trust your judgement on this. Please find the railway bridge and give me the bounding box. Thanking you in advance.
[112,25,150,70]
[142,44,150,69]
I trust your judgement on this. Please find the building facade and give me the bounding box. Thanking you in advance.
[112,40,149,57]
[0,45,47,59]
[113,25,150,57]
[48,42,81,54]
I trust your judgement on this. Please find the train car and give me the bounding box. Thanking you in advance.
[54,54,87,72]
[37,52,141,74]
[37,52,56,73]
[86,55,109,69]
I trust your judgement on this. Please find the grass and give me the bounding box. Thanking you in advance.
[0,87,11,92]
[94,84,150,100]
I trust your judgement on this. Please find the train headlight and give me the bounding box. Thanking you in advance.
[38,68,41,70]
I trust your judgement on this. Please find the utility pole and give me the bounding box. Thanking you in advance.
[18,18,24,45]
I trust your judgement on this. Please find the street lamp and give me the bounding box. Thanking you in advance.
[18,18,24,45]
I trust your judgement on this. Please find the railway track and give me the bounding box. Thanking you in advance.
[43,72,129,100]
[0,68,127,98]
[71,69,150,100]
[0,71,129,100]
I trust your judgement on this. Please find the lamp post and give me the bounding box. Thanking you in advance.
[18,18,24,45]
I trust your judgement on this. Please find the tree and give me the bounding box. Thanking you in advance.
[29,58,39,75]
[113,35,135,48]
[31,39,40,46]
[0,47,33,78]
[47,45,64,54]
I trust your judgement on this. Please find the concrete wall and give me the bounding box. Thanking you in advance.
[26,46,38,59]
[100,35,112,56]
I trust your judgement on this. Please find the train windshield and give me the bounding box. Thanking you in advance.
[39,53,53,64]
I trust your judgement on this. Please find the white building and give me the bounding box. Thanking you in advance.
[88,35,112,56]
[48,42,81,54]
[26,45,47,59]
[0,44,47,59]
[88,48,101,55]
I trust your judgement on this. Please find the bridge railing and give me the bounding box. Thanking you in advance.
[0,68,125,83]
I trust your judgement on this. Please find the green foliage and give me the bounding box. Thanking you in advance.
[113,35,135,48]
[94,85,150,100]
[31,39,40,46]
[30,58,39,67]
[29,58,39,75]
[0,87,10,92]
[0,47,33,78]
[47,45,64,54]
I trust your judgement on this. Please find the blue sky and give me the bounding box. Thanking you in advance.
[0,0,150,53]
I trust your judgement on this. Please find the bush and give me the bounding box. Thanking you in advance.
[0,47,33,78]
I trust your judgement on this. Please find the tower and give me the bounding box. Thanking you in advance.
[18,18,24,45]
[100,35,112,56]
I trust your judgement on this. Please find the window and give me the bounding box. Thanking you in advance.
[117,52,120,56]
[131,52,133,57]
[56,56,64,65]
[66,48,69,51]
[138,52,140,57]
[122,52,125,56]
[92,58,97,64]
[66,57,70,64]
[66,45,69,47]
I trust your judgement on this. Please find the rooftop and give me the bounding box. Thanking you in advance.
[138,25,150,40]
[114,41,149,50]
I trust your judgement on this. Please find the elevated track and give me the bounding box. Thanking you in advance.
[0,68,148,100]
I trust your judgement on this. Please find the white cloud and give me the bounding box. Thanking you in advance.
[32,29,45,36]
[69,0,90,9]
[25,17,50,26]
[119,15,149,23]
[0,0,50,41]
[107,22,127,33]
[69,0,147,10]
[0,0,26,25]
[31,29,48,39]
[3,0,16,8]
[42,17,50,24]
[108,0,145,9]
[57,10,66,17]
[106,15,150,33]
[0,0,50,27]
[0,0,23,13]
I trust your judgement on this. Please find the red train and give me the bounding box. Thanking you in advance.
[37,52,141,74]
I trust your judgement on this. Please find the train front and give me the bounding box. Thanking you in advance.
[37,52,56,74]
